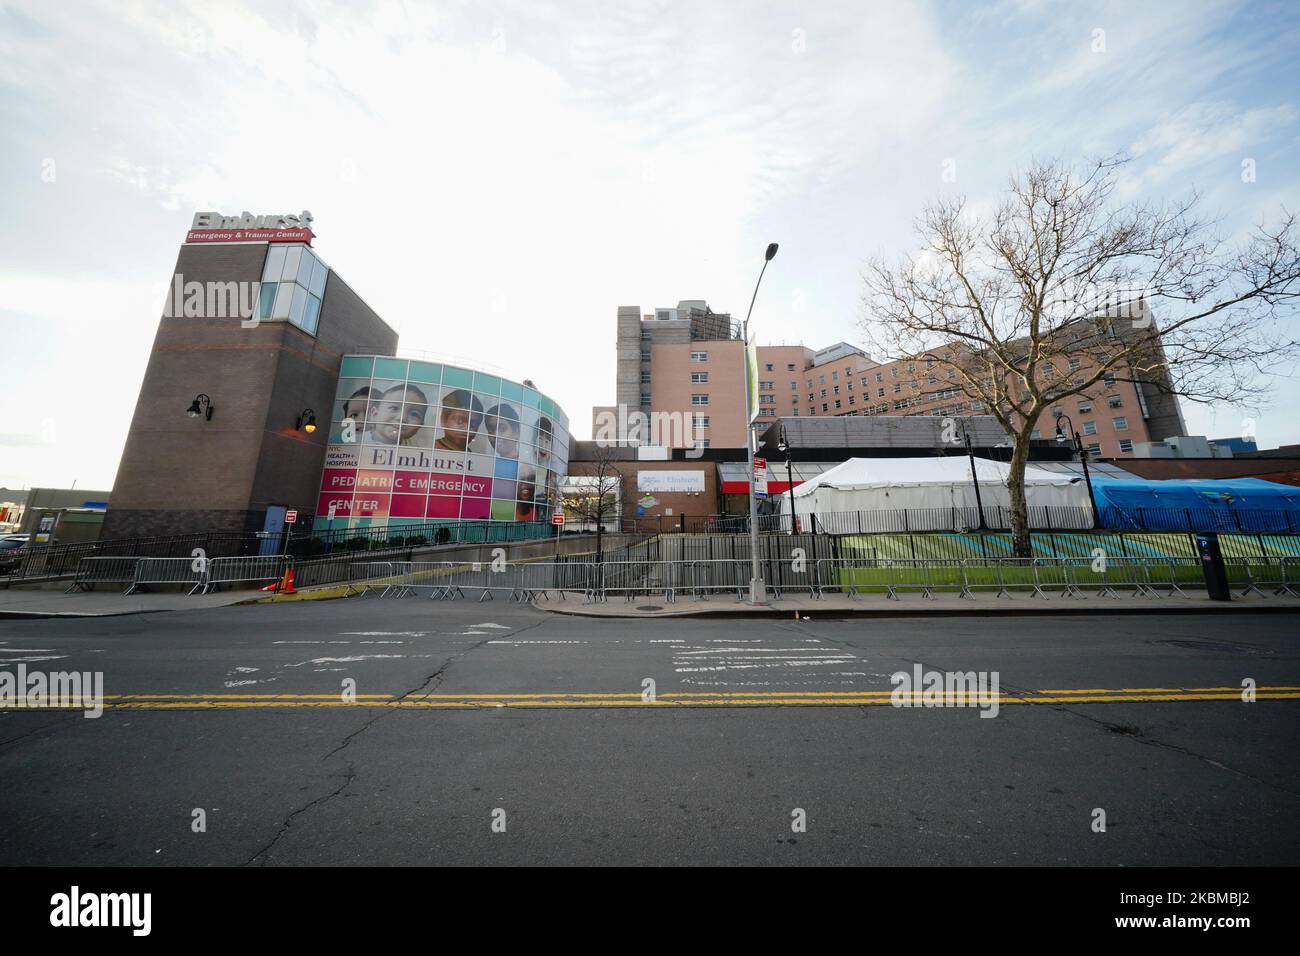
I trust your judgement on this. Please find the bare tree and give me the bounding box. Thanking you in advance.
[562,444,624,564]
[862,156,1300,555]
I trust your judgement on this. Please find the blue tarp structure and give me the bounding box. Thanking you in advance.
[1091,476,1300,532]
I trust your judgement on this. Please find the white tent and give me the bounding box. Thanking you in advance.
[776,456,1091,526]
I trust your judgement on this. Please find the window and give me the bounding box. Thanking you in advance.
[848,396,856,405]
[928,375,937,385]
[947,368,955,379]
[640,371,652,384]
[1068,357,1082,372]
[259,243,328,335]
[893,383,901,394]
[1119,439,1133,453]
[832,371,839,380]
[641,351,651,362]
[697,439,711,448]
[878,388,885,398]
[820,389,827,398]
[1113,416,1128,431]
[787,363,796,372]
[1078,401,1092,413]
[791,381,798,390]
[892,368,899,378]
[876,372,883,382]
[1086,442,1102,457]
[1082,420,1097,436]
[639,392,651,405]
[691,372,708,384]
[833,385,840,395]
[821,403,828,413]
[1107,395,1123,409]
[690,351,708,362]
[765,363,774,372]
[759,381,774,390]
[847,380,853,390]
[694,415,710,428]
[819,375,825,385]
[1103,373,1116,386]
[834,399,842,409]
[691,394,709,406]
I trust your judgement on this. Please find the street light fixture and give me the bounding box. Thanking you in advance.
[296,408,318,433]
[777,423,798,535]
[1054,410,1102,529]
[186,394,214,420]
[742,242,779,605]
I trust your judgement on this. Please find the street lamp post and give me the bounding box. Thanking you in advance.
[743,242,779,605]
[1054,411,1102,529]
[778,423,797,535]
[962,427,988,530]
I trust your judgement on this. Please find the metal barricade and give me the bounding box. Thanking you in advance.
[204,556,288,592]
[1153,557,1199,596]
[342,561,399,596]
[126,557,207,595]
[1230,557,1283,598]
[67,557,141,593]
[1279,557,1299,597]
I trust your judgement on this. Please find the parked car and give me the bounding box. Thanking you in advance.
[0,534,29,573]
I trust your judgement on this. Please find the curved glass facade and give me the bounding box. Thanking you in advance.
[315,355,569,530]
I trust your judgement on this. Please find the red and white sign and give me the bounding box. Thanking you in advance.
[754,457,767,470]
[551,513,565,526]
[285,509,298,524]
[752,458,768,499]
[186,227,314,245]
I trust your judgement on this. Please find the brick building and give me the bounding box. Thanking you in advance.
[103,214,398,538]
[606,300,1187,460]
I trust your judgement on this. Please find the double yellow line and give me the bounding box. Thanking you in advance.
[19,686,1298,709]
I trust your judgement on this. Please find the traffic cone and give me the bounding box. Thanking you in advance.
[281,568,296,595]
[260,578,280,592]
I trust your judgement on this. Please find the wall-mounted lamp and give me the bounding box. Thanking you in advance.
[186,394,214,421]
[296,408,318,433]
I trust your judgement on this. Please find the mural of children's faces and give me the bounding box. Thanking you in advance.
[434,388,485,452]
[371,383,431,446]
[536,415,555,464]
[484,402,521,460]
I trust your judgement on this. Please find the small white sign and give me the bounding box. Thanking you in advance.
[637,470,706,493]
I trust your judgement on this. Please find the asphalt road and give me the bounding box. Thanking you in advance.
[1,599,1298,865]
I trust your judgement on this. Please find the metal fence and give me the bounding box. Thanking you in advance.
[607,506,1300,536]
[337,554,1297,603]
[3,519,558,585]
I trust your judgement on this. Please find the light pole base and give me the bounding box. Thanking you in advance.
[749,578,768,606]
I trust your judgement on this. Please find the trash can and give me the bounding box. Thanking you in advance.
[1195,532,1231,601]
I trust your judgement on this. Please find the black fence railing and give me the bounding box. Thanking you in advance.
[1,519,558,584]
[602,505,1300,536]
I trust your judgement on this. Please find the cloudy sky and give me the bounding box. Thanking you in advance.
[2,0,1298,491]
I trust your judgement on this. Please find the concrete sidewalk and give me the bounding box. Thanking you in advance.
[5,580,1298,619]
[0,584,258,618]
[537,590,1300,618]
